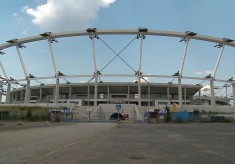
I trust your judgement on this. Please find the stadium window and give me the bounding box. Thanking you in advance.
[134,94,139,99]
[100,94,104,99]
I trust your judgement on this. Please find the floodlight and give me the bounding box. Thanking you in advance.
[205,74,212,78]
[29,74,35,78]
[96,70,102,75]
[179,37,187,42]
[223,38,233,43]
[10,77,15,81]
[185,31,197,36]
[40,32,52,37]
[18,44,26,48]
[86,28,97,33]
[50,38,58,43]
[135,71,142,76]
[58,71,65,76]
[172,71,180,76]
[228,77,233,81]
[138,27,148,33]
[0,50,5,55]
[6,39,17,44]
[214,43,223,48]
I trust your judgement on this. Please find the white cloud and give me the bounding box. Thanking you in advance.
[9,12,24,23]
[201,85,210,91]
[141,76,150,83]
[21,6,29,12]
[11,13,19,17]
[21,30,28,35]
[195,70,213,76]
[132,76,151,83]
[195,71,202,75]
[26,0,116,32]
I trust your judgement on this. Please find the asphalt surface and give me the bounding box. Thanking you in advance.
[1,122,235,164]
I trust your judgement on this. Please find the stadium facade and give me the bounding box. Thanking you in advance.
[0,28,235,110]
[8,82,202,106]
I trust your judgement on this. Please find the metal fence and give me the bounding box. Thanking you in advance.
[1,110,235,123]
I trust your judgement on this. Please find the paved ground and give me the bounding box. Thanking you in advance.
[0,122,235,164]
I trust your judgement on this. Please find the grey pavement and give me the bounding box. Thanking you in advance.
[1,122,235,164]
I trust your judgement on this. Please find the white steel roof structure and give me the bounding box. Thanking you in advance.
[0,28,234,109]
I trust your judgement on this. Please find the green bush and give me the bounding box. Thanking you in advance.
[165,105,171,122]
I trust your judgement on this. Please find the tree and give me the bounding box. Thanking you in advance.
[165,105,171,122]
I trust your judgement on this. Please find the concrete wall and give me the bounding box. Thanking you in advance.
[138,105,235,113]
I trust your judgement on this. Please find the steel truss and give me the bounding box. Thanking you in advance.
[0,28,235,107]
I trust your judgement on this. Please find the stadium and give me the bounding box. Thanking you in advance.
[0,28,235,114]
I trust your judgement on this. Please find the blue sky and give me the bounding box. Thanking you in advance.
[0,0,235,97]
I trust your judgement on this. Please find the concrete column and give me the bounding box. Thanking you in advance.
[232,84,235,106]
[15,91,18,101]
[148,85,150,107]
[107,85,110,104]
[87,85,90,106]
[128,85,130,104]
[94,76,98,108]
[167,86,170,105]
[39,88,42,101]
[69,86,72,99]
[178,78,183,110]
[184,87,187,105]
[20,90,23,102]
[138,76,141,107]
[54,77,59,104]
[198,88,201,104]
[11,92,14,103]
[5,83,11,104]
[210,80,215,106]
[0,93,2,103]
[24,80,31,104]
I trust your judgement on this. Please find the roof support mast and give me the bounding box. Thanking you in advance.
[178,31,196,110]
[16,44,31,104]
[212,44,225,78]
[6,39,31,104]
[87,28,99,108]
[48,36,59,105]
[0,59,11,104]
[137,28,148,107]
[210,38,233,106]
[48,37,58,75]
[0,60,9,80]
[210,43,226,106]
[40,32,60,104]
